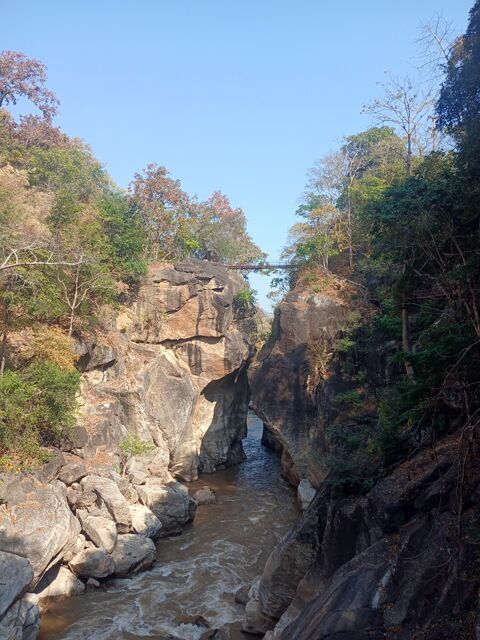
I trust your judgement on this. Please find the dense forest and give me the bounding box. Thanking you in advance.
[269,2,480,494]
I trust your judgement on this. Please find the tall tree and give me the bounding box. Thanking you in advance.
[0,50,59,120]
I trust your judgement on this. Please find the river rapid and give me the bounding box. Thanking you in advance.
[39,413,299,640]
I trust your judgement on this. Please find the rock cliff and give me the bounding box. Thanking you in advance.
[249,285,353,488]
[244,282,480,639]
[0,261,256,639]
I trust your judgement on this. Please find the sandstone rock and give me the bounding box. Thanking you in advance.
[0,594,40,640]
[297,479,315,512]
[69,548,115,579]
[78,262,254,485]
[111,534,156,577]
[62,534,86,563]
[58,454,87,485]
[0,551,34,617]
[0,477,80,579]
[193,486,217,505]
[77,512,118,552]
[34,564,85,604]
[121,484,139,505]
[136,480,192,535]
[81,475,131,532]
[129,504,162,539]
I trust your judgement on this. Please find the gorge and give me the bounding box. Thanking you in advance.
[2,260,479,640]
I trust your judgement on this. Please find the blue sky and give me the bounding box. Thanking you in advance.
[1,0,473,309]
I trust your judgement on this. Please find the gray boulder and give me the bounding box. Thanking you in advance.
[129,504,162,539]
[136,480,192,535]
[77,512,117,552]
[0,477,80,579]
[0,594,40,640]
[34,564,85,604]
[69,548,115,578]
[193,486,217,505]
[81,475,131,532]
[58,454,87,485]
[111,534,156,577]
[0,551,34,618]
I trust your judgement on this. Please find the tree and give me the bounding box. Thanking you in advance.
[363,73,435,177]
[130,163,190,260]
[0,50,59,120]
[437,1,480,176]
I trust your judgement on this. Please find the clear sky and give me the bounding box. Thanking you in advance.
[0,0,473,309]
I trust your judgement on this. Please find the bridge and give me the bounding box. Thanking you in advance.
[226,263,298,270]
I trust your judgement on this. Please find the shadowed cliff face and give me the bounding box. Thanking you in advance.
[248,288,351,487]
[78,260,256,482]
[245,285,480,640]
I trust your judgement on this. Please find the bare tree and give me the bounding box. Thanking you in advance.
[0,245,84,273]
[363,73,434,177]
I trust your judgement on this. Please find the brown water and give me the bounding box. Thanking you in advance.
[40,413,299,640]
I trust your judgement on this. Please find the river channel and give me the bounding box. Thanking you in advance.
[39,413,299,640]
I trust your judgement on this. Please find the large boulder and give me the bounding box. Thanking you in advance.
[111,534,156,577]
[77,511,118,552]
[135,480,192,535]
[80,476,131,532]
[69,548,115,579]
[34,565,85,604]
[0,594,40,640]
[0,551,34,618]
[129,504,162,539]
[0,477,80,579]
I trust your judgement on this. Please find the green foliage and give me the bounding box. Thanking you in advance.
[333,390,363,410]
[119,434,155,474]
[233,287,257,312]
[0,362,80,467]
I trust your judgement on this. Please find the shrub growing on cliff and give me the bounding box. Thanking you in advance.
[233,287,256,313]
[119,434,155,475]
[0,361,80,467]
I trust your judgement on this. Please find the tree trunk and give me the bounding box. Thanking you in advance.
[402,305,415,380]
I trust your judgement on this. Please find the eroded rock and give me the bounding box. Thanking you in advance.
[111,534,156,577]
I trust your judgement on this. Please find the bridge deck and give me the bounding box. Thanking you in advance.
[226,263,297,270]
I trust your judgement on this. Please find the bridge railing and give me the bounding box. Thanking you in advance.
[226,263,298,270]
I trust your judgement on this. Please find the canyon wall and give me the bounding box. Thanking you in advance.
[245,284,480,640]
[0,261,257,640]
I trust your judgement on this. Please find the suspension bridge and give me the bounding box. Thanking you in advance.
[226,263,298,270]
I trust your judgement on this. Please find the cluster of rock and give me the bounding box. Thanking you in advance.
[0,445,194,638]
[0,261,257,639]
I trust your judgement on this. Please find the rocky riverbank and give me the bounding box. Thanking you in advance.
[0,261,259,640]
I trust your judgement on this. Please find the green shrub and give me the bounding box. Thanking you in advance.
[233,287,257,312]
[119,434,155,474]
[0,362,80,467]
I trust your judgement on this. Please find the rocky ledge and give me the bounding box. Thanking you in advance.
[0,261,258,640]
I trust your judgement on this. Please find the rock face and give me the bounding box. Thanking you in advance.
[78,261,255,482]
[0,261,258,638]
[249,287,351,486]
[244,433,480,639]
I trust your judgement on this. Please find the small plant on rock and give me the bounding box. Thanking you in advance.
[119,434,155,475]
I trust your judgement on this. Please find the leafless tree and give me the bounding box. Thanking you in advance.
[363,73,435,177]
